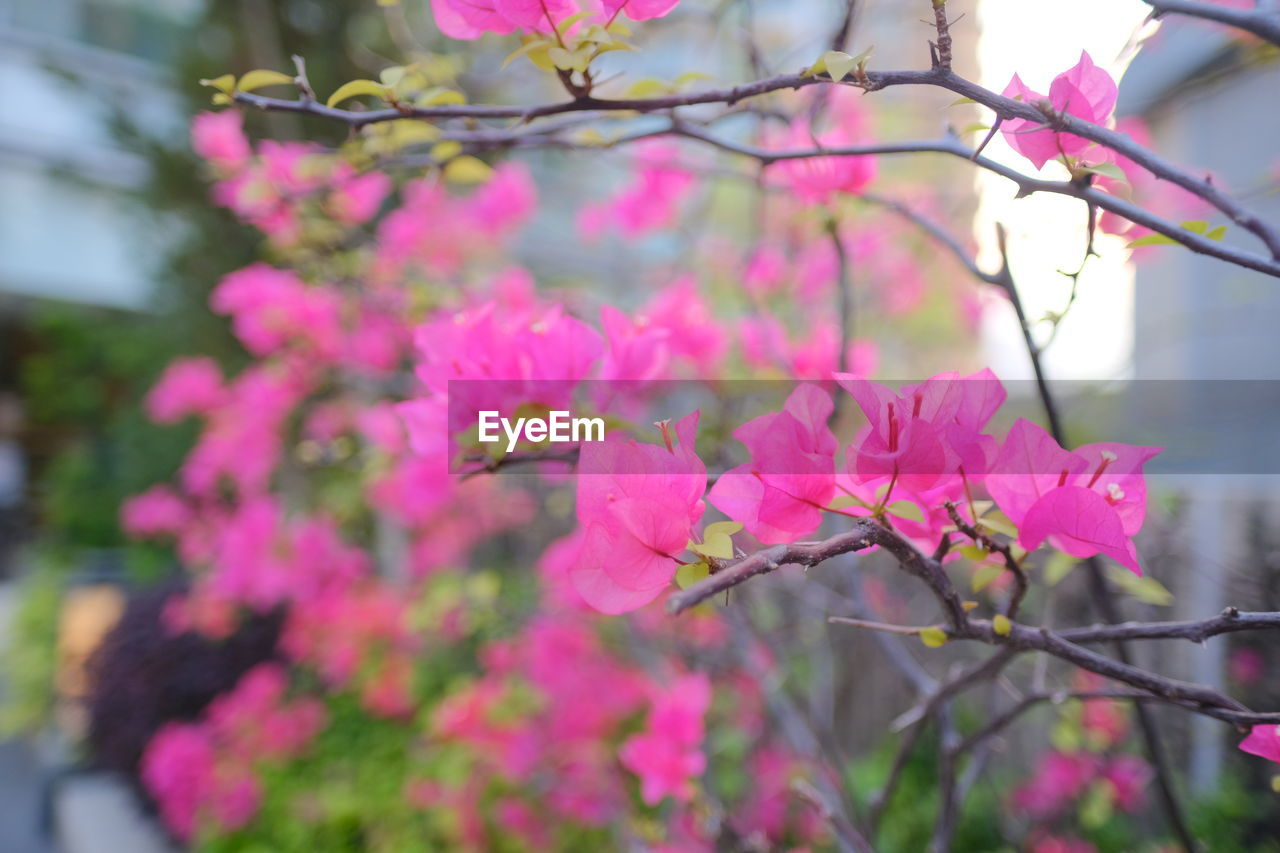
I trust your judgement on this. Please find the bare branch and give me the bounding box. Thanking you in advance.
[1141,0,1280,46]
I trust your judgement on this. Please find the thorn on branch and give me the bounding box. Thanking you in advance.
[291,55,317,103]
[972,116,1003,161]
[929,0,954,71]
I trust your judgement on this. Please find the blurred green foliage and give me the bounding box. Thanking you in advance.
[0,563,62,736]
[21,0,384,567]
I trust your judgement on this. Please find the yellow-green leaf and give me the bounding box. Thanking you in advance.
[978,509,1018,539]
[1127,232,1177,248]
[993,614,1012,636]
[919,627,948,648]
[1044,551,1079,586]
[418,87,467,107]
[958,544,990,563]
[430,141,463,161]
[237,69,296,93]
[624,78,670,99]
[327,79,388,109]
[443,155,492,184]
[380,66,408,89]
[199,74,236,95]
[885,500,925,523]
[556,10,593,35]
[674,71,712,88]
[829,495,869,510]
[1082,161,1126,182]
[971,564,1004,592]
[821,50,856,82]
[691,521,743,560]
[675,561,711,589]
[503,37,553,69]
[1106,567,1174,606]
[1205,225,1227,241]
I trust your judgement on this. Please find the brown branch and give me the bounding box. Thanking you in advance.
[944,501,1028,618]
[928,0,953,71]
[235,65,1280,260]
[1059,607,1280,644]
[1141,0,1280,46]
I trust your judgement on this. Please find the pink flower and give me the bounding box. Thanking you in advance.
[603,0,681,22]
[1229,646,1266,686]
[211,264,344,360]
[620,674,711,804]
[637,276,727,376]
[837,375,954,492]
[1094,118,1205,240]
[146,357,225,423]
[141,724,261,840]
[1012,750,1100,818]
[121,486,191,539]
[1239,724,1280,764]
[1000,51,1118,169]
[709,384,838,544]
[599,305,671,382]
[192,111,251,171]
[329,170,391,226]
[571,413,706,613]
[770,93,876,203]
[430,0,680,39]
[986,419,1160,574]
[578,143,694,240]
[429,0,571,39]
[1102,755,1150,813]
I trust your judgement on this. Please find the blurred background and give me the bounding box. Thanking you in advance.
[1,0,1279,850]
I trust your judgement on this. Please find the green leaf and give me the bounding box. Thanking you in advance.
[379,65,407,89]
[1181,219,1209,234]
[442,155,493,184]
[949,96,977,106]
[674,71,713,88]
[961,122,991,135]
[1081,161,1126,181]
[690,521,742,560]
[418,87,466,106]
[1106,566,1174,606]
[548,45,593,73]
[430,141,462,161]
[1205,225,1227,241]
[675,561,711,589]
[199,74,236,95]
[1044,551,1079,586]
[958,544,990,563]
[1127,232,1177,248]
[829,494,869,510]
[978,509,1017,539]
[822,50,856,82]
[919,627,948,648]
[327,79,388,109]
[1079,781,1114,829]
[556,10,593,34]
[884,500,925,523]
[502,37,554,69]
[971,564,1004,592]
[237,69,296,92]
[992,614,1012,636]
[623,78,670,99]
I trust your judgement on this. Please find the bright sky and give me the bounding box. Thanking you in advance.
[975,0,1153,381]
